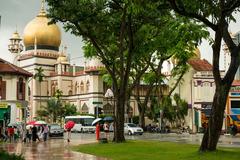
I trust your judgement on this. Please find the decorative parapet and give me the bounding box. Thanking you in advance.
[19,50,59,60]
[85,66,105,72]
[50,72,73,76]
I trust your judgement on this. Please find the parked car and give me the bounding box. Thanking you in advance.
[48,124,64,137]
[124,123,143,135]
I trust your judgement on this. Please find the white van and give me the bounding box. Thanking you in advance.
[65,115,96,133]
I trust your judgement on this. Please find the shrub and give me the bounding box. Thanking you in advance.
[0,150,24,160]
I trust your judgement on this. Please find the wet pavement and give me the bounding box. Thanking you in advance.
[1,132,240,160]
[0,133,108,160]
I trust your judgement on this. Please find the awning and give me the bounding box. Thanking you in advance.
[229,115,240,122]
[201,108,212,117]
[229,108,240,122]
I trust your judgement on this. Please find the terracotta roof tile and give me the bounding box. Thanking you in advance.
[188,59,212,71]
[0,58,32,77]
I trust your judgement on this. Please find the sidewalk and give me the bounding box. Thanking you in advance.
[0,135,108,160]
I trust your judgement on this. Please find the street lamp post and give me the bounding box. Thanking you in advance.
[105,88,114,107]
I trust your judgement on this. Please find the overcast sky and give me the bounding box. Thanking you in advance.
[1,0,240,68]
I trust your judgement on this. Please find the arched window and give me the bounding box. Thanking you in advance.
[86,80,90,92]
[68,90,72,95]
[80,81,84,93]
[51,82,56,96]
[75,82,78,94]
[17,77,25,100]
[81,103,89,114]
[0,77,6,100]
[103,103,114,115]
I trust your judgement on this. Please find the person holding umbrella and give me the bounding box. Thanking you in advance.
[103,122,110,140]
[92,118,102,140]
[65,121,75,142]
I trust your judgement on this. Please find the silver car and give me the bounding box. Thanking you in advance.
[49,124,64,137]
[124,123,143,135]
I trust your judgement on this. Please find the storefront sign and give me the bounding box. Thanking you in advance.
[230,86,240,92]
[16,102,22,108]
[0,102,8,108]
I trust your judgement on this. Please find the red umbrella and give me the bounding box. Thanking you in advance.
[65,121,75,129]
[27,121,36,125]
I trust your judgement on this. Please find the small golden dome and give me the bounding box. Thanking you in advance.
[193,48,201,59]
[23,7,61,49]
[56,52,69,64]
[10,31,21,40]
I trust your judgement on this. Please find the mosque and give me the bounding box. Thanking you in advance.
[8,3,121,121]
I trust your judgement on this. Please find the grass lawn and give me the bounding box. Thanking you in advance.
[73,140,240,160]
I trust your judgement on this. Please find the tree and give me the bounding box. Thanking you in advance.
[46,0,208,142]
[167,0,240,151]
[46,0,166,142]
[37,98,77,123]
[34,67,45,107]
[130,15,207,128]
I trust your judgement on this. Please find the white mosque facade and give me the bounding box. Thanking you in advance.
[14,5,119,120]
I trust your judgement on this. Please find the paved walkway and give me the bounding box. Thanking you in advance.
[1,133,240,160]
[0,134,108,160]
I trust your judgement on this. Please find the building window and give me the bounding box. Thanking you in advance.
[0,77,6,100]
[68,90,72,95]
[17,77,25,100]
[86,80,90,93]
[80,81,84,93]
[75,82,78,94]
[103,103,114,115]
[51,82,56,96]
[81,103,89,114]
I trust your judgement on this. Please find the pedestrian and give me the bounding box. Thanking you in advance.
[67,128,71,142]
[38,125,44,140]
[26,126,32,142]
[0,126,7,142]
[13,126,19,142]
[43,125,49,141]
[32,125,40,142]
[96,122,100,140]
[103,122,109,140]
[7,126,14,143]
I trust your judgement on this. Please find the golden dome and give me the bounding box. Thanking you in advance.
[23,6,61,49]
[56,52,69,64]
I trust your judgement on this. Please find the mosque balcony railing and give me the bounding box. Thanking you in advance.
[50,72,73,76]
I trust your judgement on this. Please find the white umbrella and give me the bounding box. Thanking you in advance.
[35,120,47,125]
[92,118,102,126]
[26,124,33,129]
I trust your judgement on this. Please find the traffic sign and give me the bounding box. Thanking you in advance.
[93,101,103,104]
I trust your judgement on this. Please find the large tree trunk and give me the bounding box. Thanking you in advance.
[199,85,229,151]
[138,105,145,128]
[200,24,240,151]
[114,95,126,142]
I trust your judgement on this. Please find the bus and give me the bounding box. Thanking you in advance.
[65,115,96,133]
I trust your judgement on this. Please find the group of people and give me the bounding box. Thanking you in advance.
[25,124,49,142]
[0,124,49,143]
[96,121,111,140]
[0,125,22,142]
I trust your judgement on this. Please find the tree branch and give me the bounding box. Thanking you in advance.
[168,0,217,31]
